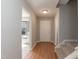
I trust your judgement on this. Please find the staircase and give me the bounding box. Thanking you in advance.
[55,40,78,59]
[64,47,78,59]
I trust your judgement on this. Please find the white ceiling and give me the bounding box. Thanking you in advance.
[26,0,59,17]
[22,8,31,17]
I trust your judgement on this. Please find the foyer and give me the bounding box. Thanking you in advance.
[1,0,78,59]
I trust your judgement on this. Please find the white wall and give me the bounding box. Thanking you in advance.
[2,0,21,59]
[55,10,59,45]
[51,18,55,42]
[22,0,37,47]
[37,17,55,43]
[31,14,37,46]
[59,0,78,43]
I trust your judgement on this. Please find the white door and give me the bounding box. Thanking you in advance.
[40,20,51,42]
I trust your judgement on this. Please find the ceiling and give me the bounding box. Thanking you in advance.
[25,0,59,17]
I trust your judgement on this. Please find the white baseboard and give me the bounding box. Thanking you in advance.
[31,42,37,50]
[55,41,64,48]
[36,40,54,43]
[36,41,41,43]
[63,39,78,43]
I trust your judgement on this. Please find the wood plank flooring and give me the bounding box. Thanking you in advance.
[24,42,58,59]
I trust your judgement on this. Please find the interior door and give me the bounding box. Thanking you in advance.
[40,20,51,42]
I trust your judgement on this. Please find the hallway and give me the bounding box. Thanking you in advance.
[1,0,78,59]
[24,42,58,59]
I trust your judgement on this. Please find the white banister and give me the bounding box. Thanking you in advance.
[64,47,78,59]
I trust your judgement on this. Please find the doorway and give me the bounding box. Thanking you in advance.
[21,8,32,59]
[40,20,51,42]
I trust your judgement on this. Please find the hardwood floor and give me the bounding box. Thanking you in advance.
[24,42,58,59]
